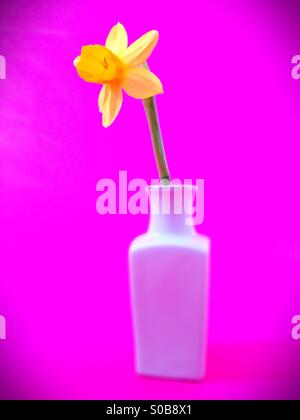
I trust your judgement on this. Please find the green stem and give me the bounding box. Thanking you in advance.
[142,65,171,184]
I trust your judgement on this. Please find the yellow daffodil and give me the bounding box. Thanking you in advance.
[74,23,163,128]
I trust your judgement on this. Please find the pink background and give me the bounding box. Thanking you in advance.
[0,0,300,399]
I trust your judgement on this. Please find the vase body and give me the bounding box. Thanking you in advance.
[129,185,210,381]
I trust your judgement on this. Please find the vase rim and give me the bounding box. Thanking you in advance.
[147,184,196,190]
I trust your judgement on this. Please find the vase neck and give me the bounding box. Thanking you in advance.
[147,186,196,235]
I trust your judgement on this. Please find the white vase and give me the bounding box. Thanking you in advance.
[129,185,210,381]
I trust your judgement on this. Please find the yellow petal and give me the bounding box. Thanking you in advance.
[99,85,123,127]
[120,30,159,67]
[74,45,123,84]
[98,84,108,113]
[122,67,163,99]
[73,56,80,67]
[105,23,128,55]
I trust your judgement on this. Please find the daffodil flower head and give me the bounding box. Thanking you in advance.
[74,23,163,127]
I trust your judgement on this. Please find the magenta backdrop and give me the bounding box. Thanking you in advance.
[0,0,300,399]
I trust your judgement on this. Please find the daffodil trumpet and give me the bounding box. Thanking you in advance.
[74,23,170,183]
